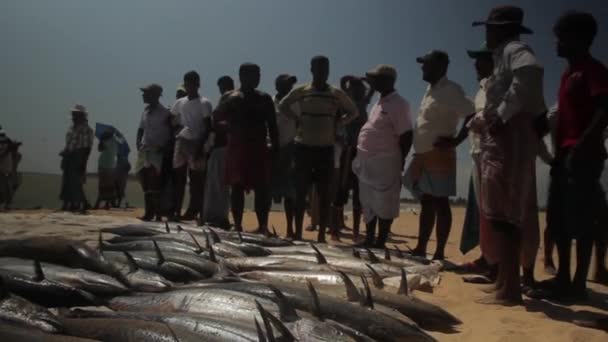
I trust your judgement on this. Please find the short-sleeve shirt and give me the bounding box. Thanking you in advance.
[214,89,276,145]
[171,96,213,140]
[65,124,94,152]
[274,95,298,147]
[413,77,475,154]
[278,83,359,147]
[357,91,412,159]
[139,104,171,149]
[556,56,608,152]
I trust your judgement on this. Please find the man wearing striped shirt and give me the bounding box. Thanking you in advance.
[279,55,359,242]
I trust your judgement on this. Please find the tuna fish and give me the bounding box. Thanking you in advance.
[117,252,172,292]
[0,324,100,342]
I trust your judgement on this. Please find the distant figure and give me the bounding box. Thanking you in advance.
[337,75,374,240]
[539,11,608,300]
[470,5,546,305]
[171,71,213,222]
[114,154,131,208]
[213,63,279,234]
[94,128,118,210]
[271,74,298,238]
[201,76,234,229]
[352,65,413,248]
[404,50,475,260]
[60,105,94,213]
[135,84,172,221]
[279,56,359,242]
[0,129,21,210]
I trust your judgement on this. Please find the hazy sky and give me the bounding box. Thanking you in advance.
[2,0,607,200]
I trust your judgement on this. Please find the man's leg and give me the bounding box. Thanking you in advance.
[413,194,436,257]
[253,183,271,235]
[184,168,204,220]
[595,236,608,284]
[352,179,362,240]
[284,198,295,239]
[173,166,187,219]
[363,217,378,247]
[231,184,245,232]
[138,168,153,221]
[573,235,593,298]
[317,147,334,243]
[374,218,394,249]
[294,146,313,241]
[544,227,556,275]
[434,197,452,260]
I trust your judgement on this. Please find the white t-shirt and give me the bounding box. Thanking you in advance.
[171,96,213,140]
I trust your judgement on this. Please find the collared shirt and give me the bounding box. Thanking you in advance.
[357,91,412,159]
[469,78,488,155]
[274,95,298,147]
[139,103,172,149]
[278,83,359,147]
[485,40,547,123]
[65,123,94,152]
[556,56,608,151]
[171,96,213,140]
[413,77,475,154]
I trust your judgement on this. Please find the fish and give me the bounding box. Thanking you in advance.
[0,260,101,307]
[0,236,129,286]
[0,324,100,342]
[116,252,172,292]
[223,256,328,273]
[0,257,129,296]
[59,317,204,342]
[0,277,63,333]
[100,223,170,237]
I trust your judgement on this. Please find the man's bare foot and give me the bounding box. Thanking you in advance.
[544,263,557,276]
[475,293,523,306]
[480,284,499,294]
[411,247,427,258]
[432,253,445,261]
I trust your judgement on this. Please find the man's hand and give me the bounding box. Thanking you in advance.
[434,136,458,149]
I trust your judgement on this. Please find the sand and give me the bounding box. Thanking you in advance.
[0,207,607,341]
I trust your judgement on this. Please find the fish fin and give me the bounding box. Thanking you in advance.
[152,240,166,265]
[264,308,296,342]
[397,268,409,296]
[123,251,139,273]
[207,228,221,243]
[205,233,217,263]
[188,232,204,253]
[97,232,103,252]
[213,262,236,279]
[337,271,361,303]
[267,285,298,322]
[254,317,267,342]
[33,260,45,282]
[365,248,380,264]
[306,280,323,320]
[237,231,244,244]
[165,222,170,233]
[365,264,384,289]
[352,248,361,259]
[394,245,405,258]
[255,300,275,342]
[271,225,278,238]
[309,243,328,265]
[359,276,374,309]
[384,248,391,261]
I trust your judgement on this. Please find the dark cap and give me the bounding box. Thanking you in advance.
[140,83,163,97]
[467,42,492,59]
[472,5,533,34]
[416,50,450,65]
[275,74,297,86]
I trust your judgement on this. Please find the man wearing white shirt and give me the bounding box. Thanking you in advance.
[404,50,475,261]
[171,71,213,222]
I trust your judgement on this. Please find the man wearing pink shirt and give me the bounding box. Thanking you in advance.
[353,65,413,248]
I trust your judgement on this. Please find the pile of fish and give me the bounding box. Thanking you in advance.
[0,222,460,341]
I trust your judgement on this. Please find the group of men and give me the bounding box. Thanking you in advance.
[51,4,607,306]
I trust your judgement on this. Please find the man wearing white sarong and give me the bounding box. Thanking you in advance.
[353,65,413,248]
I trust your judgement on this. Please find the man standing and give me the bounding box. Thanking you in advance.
[201,76,234,229]
[353,65,413,248]
[214,63,279,234]
[336,76,374,240]
[279,56,359,242]
[171,71,213,222]
[271,74,298,238]
[539,11,608,300]
[60,105,94,213]
[471,5,546,305]
[404,50,475,260]
[135,84,172,221]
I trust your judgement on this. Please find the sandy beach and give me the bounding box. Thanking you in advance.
[0,207,606,342]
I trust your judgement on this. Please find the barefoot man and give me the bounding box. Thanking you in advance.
[353,65,413,248]
[471,5,546,305]
[279,56,359,242]
[213,63,279,234]
[404,50,475,260]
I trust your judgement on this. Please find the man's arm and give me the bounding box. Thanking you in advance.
[496,67,545,124]
[278,87,301,120]
[336,89,360,126]
[265,96,280,155]
[340,76,353,92]
[434,114,475,148]
[570,95,608,165]
[399,130,413,170]
[136,129,143,151]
